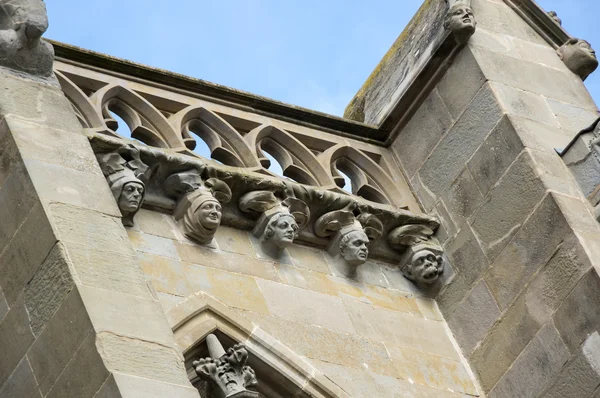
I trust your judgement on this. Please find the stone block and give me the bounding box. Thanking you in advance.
[436,272,472,317]
[410,173,437,212]
[445,225,489,286]
[0,120,20,189]
[79,285,175,347]
[46,332,110,398]
[0,202,56,306]
[110,373,200,398]
[545,98,600,134]
[468,116,524,196]
[96,332,191,386]
[156,292,184,313]
[509,115,573,154]
[434,201,457,245]
[0,358,42,398]
[27,289,93,395]
[469,293,543,392]
[287,244,331,274]
[529,148,580,197]
[469,28,519,58]
[0,297,35,387]
[93,375,122,398]
[343,299,459,360]
[49,203,133,256]
[484,193,571,310]
[474,47,597,111]
[415,297,443,321]
[554,269,600,352]
[471,152,547,261]
[512,36,570,71]
[441,167,484,227]
[174,241,280,282]
[257,279,355,334]
[0,288,7,324]
[24,243,74,337]
[491,82,559,127]
[489,324,569,398]
[214,225,255,256]
[379,264,423,297]
[448,280,501,355]
[132,209,178,240]
[391,88,453,179]
[0,166,38,255]
[0,76,82,132]
[7,118,102,176]
[127,230,179,260]
[437,47,486,120]
[419,83,503,197]
[540,332,600,398]
[387,343,478,395]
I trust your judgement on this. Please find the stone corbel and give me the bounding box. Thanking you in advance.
[388,225,444,284]
[165,170,232,245]
[239,189,309,258]
[557,38,598,80]
[96,144,150,227]
[193,334,258,398]
[315,203,383,277]
[444,0,477,45]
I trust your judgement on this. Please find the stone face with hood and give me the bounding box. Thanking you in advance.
[108,167,145,227]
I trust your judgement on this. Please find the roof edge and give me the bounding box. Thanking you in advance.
[503,0,569,49]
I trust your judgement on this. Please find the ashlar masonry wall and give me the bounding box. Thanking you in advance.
[390,0,600,397]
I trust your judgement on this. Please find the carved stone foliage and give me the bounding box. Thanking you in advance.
[57,71,410,208]
[96,145,150,227]
[444,1,476,44]
[389,225,444,284]
[0,0,54,76]
[193,334,258,398]
[557,38,599,80]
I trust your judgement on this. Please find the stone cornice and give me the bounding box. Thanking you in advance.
[503,0,569,49]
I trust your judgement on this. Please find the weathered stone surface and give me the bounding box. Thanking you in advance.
[79,285,175,347]
[509,115,573,154]
[392,89,453,179]
[545,97,600,134]
[484,194,571,310]
[0,202,56,306]
[471,152,547,261]
[133,209,178,240]
[24,243,74,337]
[441,167,484,227]
[27,289,93,395]
[540,332,600,398]
[0,358,42,398]
[554,269,600,352]
[287,244,331,274]
[387,343,477,395]
[448,280,500,355]
[467,116,523,196]
[214,225,255,256]
[489,324,569,398]
[97,332,195,386]
[512,36,567,71]
[469,293,543,392]
[410,173,438,212]
[93,375,122,398]
[46,332,109,398]
[111,373,200,398]
[0,288,7,324]
[490,82,559,127]
[529,148,580,197]
[0,297,35,387]
[128,230,179,260]
[469,26,520,57]
[257,279,355,334]
[445,225,489,287]
[437,47,486,120]
[419,83,503,197]
[436,272,472,317]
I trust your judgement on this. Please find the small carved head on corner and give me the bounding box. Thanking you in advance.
[547,11,562,26]
[108,168,145,227]
[444,2,477,44]
[339,229,370,267]
[261,213,299,249]
[402,249,444,284]
[557,38,599,80]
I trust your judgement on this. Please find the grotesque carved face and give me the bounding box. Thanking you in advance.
[558,39,599,80]
[198,199,222,230]
[340,230,370,266]
[118,182,144,213]
[445,4,476,43]
[406,250,443,284]
[263,214,299,249]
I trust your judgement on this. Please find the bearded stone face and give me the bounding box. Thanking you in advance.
[405,250,444,284]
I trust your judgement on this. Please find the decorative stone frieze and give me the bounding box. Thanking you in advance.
[239,189,309,258]
[0,0,54,76]
[444,1,476,45]
[96,145,150,227]
[557,38,599,80]
[389,225,444,284]
[193,334,258,398]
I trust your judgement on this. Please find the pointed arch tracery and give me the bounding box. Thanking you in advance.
[56,71,104,130]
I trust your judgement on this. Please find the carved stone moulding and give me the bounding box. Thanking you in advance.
[194,334,259,398]
[445,0,476,45]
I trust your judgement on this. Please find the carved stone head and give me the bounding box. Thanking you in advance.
[557,38,599,80]
[547,11,562,26]
[403,249,444,284]
[261,213,299,249]
[339,229,370,267]
[444,2,477,44]
[182,190,223,245]
[107,168,145,227]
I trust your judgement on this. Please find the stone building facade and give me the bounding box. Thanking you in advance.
[0,0,599,397]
